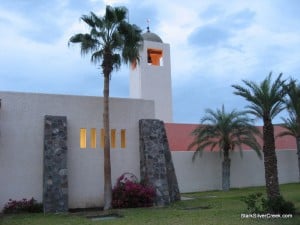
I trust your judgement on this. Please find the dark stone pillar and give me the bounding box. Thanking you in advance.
[43,115,68,213]
[139,119,180,206]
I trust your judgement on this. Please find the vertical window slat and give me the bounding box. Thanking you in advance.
[100,128,105,149]
[111,129,116,148]
[121,129,126,148]
[90,128,97,149]
[80,128,87,149]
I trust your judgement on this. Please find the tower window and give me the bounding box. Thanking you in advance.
[147,48,163,66]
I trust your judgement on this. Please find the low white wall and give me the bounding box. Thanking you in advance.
[172,150,298,193]
[171,152,222,192]
[0,91,155,209]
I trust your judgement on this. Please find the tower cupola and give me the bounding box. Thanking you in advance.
[142,31,163,43]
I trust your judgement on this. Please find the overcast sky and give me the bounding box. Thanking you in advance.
[0,0,299,124]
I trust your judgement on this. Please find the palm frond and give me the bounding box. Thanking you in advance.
[114,6,128,22]
[111,54,121,71]
[284,79,300,127]
[278,116,297,137]
[281,78,300,137]
[69,33,99,56]
[81,14,96,28]
[91,50,104,64]
[90,12,104,29]
[270,101,285,119]
[118,22,142,64]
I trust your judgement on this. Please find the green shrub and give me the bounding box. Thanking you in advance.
[2,198,43,214]
[241,192,264,213]
[241,193,295,215]
[262,196,295,214]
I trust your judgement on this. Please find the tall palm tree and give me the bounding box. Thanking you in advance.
[232,73,287,200]
[279,79,300,181]
[189,105,261,191]
[69,6,142,210]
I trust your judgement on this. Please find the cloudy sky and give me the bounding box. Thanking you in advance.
[1,0,299,124]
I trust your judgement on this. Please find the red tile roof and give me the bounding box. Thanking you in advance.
[165,123,297,151]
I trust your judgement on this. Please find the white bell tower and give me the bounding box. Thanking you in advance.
[130,28,173,122]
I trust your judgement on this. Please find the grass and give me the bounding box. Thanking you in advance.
[1,183,300,225]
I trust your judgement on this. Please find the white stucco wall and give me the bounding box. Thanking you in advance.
[171,152,222,193]
[0,91,155,209]
[172,150,298,193]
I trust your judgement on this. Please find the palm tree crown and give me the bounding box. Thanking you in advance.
[189,106,261,158]
[232,73,286,121]
[69,6,143,75]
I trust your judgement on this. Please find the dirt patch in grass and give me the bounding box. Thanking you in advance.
[86,213,123,221]
[182,205,211,210]
[69,207,124,220]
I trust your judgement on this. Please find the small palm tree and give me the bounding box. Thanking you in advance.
[69,6,143,210]
[232,73,287,200]
[189,105,261,191]
[279,79,300,181]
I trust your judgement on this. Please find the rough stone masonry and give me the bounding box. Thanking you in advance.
[139,119,180,206]
[43,115,68,213]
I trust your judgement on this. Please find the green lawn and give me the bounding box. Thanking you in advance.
[2,183,300,225]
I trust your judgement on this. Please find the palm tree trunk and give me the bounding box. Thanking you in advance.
[103,52,112,210]
[222,149,230,191]
[297,118,300,182]
[263,119,280,200]
[296,136,300,182]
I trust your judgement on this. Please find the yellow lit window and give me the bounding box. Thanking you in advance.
[111,129,116,148]
[100,128,105,149]
[90,128,97,149]
[121,129,126,148]
[80,128,87,149]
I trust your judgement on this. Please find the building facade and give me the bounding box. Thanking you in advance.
[0,31,298,211]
